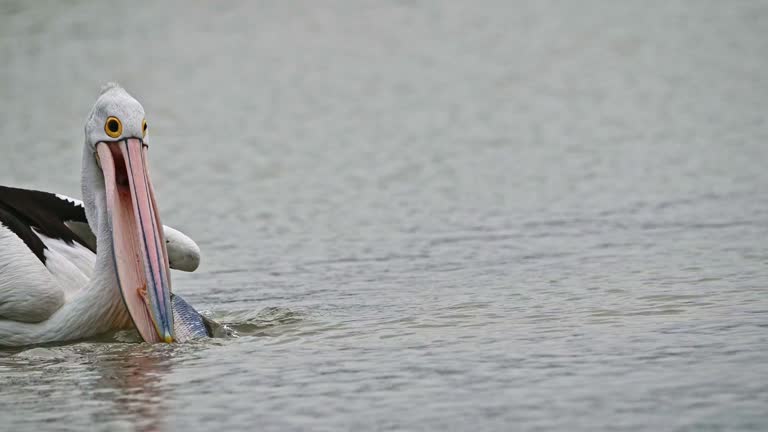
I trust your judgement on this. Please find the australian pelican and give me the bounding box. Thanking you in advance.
[0,84,211,347]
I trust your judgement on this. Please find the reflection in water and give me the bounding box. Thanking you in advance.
[89,345,172,432]
[0,343,176,431]
[0,311,295,431]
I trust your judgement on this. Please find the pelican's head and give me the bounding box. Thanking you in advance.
[83,83,173,343]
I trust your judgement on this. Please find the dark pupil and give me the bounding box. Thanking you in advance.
[108,119,119,132]
[143,122,148,131]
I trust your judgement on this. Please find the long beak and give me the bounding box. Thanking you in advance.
[97,138,174,343]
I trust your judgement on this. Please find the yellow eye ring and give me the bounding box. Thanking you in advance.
[142,118,148,138]
[104,116,122,138]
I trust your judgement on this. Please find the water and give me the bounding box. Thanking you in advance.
[1,1,767,430]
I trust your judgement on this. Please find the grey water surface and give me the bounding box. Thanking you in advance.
[0,1,767,431]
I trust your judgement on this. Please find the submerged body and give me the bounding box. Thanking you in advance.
[172,294,213,341]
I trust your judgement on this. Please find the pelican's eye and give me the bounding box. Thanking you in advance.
[142,118,148,138]
[105,116,122,138]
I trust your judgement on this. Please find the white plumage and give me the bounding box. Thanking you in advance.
[0,85,201,346]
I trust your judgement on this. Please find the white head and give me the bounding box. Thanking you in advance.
[84,83,149,150]
[81,83,173,343]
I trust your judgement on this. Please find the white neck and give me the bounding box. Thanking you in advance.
[59,145,133,335]
[33,235,132,343]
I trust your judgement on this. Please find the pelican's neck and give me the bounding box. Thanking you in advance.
[66,145,132,329]
[33,146,133,341]
[82,144,106,241]
[81,143,123,293]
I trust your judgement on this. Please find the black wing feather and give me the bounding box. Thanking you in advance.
[0,186,93,264]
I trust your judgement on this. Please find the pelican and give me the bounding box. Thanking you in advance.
[0,84,210,347]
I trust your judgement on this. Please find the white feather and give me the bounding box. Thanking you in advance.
[35,230,94,299]
[0,225,64,323]
[55,193,84,207]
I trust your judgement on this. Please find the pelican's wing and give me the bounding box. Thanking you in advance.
[3,188,200,272]
[0,187,93,259]
[163,225,201,272]
[0,186,92,322]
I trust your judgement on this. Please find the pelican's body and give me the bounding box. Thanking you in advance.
[0,187,132,345]
[0,84,209,347]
